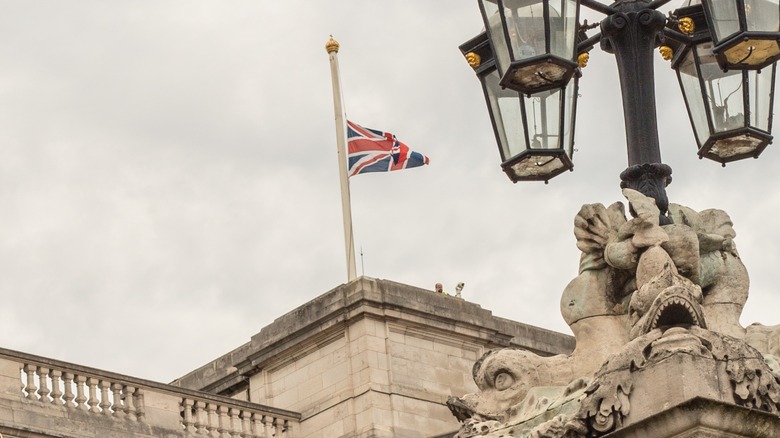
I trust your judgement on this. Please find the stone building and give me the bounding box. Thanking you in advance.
[0,277,574,437]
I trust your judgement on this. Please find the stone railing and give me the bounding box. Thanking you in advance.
[21,362,147,420]
[180,398,291,436]
[0,347,300,437]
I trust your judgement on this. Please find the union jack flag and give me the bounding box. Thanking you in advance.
[347,120,429,177]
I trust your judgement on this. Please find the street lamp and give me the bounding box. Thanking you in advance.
[665,1,777,163]
[478,0,582,94]
[460,33,579,182]
[462,0,780,220]
[700,0,780,69]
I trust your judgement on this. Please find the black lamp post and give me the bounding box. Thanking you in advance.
[462,0,780,222]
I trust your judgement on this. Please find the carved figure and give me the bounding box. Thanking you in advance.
[449,190,777,437]
[565,188,751,343]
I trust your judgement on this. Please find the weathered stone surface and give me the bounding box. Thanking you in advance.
[170,277,573,438]
[607,397,780,437]
[448,191,780,438]
[746,323,780,357]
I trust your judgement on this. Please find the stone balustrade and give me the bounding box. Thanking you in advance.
[0,347,300,437]
[21,363,146,420]
[180,397,293,436]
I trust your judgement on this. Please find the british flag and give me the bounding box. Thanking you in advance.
[346,120,430,177]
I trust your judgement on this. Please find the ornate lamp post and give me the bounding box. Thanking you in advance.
[665,1,777,163]
[460,33,579,182]
[452,4,780,437]
[462,0,780,220]
[699,0,780,69]
[478,0,582,94]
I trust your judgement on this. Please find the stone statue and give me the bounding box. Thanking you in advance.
[448,190,780,437]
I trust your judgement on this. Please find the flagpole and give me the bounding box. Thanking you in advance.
[326,36,357,281]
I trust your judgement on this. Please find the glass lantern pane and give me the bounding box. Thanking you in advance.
[749,66,774,131]
[503,0,547,62]
[697,44,746,133]
[481,0,512,75]
[563,79,577,156]
[549,0,578,60]
[678,49,711,146]
[744,0,780,31]
[705,0,741,42]
[485,69,529,160]
[523,87,563,150]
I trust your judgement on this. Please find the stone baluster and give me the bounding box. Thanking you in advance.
[50,370,63,405]
[283,420,292,438]
[239,411,252,438]
[273,418,283,437]
[250,414,258,438]
[23,364,37,400]
[36,367,51,403]
[99,381,111,414]
[194,400,207,435]
[181,398,196,433]
[112,383,125,418]
[228,408,241,437]
[86,377,100,413]
[217,405,233,438]
[74,375,87,410]
[206,403,218,436]
[135,388,145,422]
[217,405,229,438]
[262,415,272,438]
[124,385,137,421]
[62,373,75,408]
[253,414,262,438]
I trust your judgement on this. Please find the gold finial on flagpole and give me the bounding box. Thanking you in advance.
[325,35,340,54]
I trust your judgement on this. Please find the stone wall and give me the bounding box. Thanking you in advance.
[173,277,575,438]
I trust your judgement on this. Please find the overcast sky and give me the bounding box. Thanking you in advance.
[1,2,780,383]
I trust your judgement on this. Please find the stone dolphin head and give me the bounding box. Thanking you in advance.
[628,262,706,339]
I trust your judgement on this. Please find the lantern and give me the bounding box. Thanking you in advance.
[461,33,578,182]
[700,0,780,69]
[669,2,776,163]
[479,0,580,94]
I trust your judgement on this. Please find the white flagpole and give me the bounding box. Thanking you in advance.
[326,36,357,281]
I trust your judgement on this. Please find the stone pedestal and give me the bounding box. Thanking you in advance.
[622,346,732,429]
[609,397,780,438]
[610,338,780,437]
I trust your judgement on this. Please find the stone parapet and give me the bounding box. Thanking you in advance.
[171,277,574,437]
[0,347,300,437]
[173,277,573,394]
